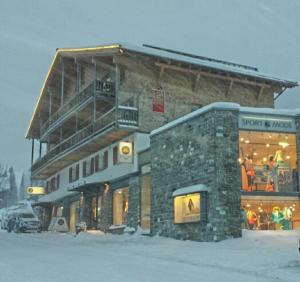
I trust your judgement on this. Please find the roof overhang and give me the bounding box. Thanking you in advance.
[26,43,298,139]
[25,44,121,139]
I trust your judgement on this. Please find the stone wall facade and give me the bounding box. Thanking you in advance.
[150,107,241,241]
[119,54,276,134]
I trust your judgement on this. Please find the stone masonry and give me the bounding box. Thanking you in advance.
[150,106,241,241]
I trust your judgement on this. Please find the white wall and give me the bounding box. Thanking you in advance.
[45,132,149,196]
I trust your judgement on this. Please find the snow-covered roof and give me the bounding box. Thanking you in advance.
[172,184,209,197]
[121,43,298,87]
[151,102,300,137]
[26,43,298,139]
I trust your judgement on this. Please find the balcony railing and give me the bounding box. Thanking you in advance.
[40,80,115,137]
[31,106,138,173]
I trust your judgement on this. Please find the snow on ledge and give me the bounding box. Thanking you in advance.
[151,102,240,137]
[151,102,300,137]
[172,184,209,197]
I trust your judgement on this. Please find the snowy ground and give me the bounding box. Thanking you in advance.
[0,229,299,282]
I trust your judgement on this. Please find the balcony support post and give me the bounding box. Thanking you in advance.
[93,59,97,123]
[31,139,35,166]
[76,59,80,94]
[61,58,65,107]
[115,60,120,125]
[48,91,52,120]
[39,141,42,159]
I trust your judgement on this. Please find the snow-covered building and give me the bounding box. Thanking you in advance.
[26,43,298,240]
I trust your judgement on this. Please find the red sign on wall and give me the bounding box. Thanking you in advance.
[152,87,165,113]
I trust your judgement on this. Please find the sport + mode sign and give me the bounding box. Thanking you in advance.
[239,115,296,132]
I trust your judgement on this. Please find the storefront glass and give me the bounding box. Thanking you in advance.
[140,175,151,230]
[69,201,80,233]
[241,198,300,230]
[239,131,298,192]
[113,188,129,225]
[174,193,200,223]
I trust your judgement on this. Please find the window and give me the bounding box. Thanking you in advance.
[239,131,298,192]
[83,158,95,177]
[46,181,50,194]
[140,175,151,229]
[69,164,80,183]
[50,177,56,192]
[56,175,60,190]
[69,167,73,183]
[241,199,300,230]
[113,146,118,165]
[90,158,95,175]
[103,151,108,169]
[95,152,108,172]
[83,161,87,177]
[174,193,201,223]
[95,155,99,172]
[76,164,80,180]
[113,188,129,225]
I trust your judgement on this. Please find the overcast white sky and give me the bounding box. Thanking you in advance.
[0,0,300,172]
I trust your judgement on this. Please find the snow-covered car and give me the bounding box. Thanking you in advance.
[13,212,42,233]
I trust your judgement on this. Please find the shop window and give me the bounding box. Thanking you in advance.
[241,199,300,230]
[97,196,102,218]
[174,193,201,223]
[239,131,298,192]
[140,175,151,230]
[91,197,97,222]
[113,188,129,225]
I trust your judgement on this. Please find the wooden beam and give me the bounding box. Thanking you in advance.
[256,86,264,101]
[225,80,234,97]
[193,73,201,92]
[159,66,165,79]
[155,62,271,88]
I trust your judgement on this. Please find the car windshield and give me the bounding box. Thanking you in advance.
[20,213,35,218]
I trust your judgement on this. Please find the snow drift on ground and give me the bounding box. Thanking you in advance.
[0,229,299,282]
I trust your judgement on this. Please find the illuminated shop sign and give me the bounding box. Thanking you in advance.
[239,115,296,132]
[118,142,133,163]
[26,186,45,195]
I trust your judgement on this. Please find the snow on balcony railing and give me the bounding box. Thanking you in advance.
[32,106,138,174]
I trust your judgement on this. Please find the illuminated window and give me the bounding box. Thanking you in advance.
[140,175,151,230]
[239,131,298,192]
[174,193,201,223]
[113,188,129,225]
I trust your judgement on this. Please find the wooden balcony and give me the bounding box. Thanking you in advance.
[40,80,115,140]
[31,106,138,179]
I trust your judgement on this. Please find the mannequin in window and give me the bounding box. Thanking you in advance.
[274,149,284,164]
[244,155,255,191]
[265,155,276,192]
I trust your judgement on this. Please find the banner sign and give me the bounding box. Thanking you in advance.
[152,87,165,113]
[239,115,296,132]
